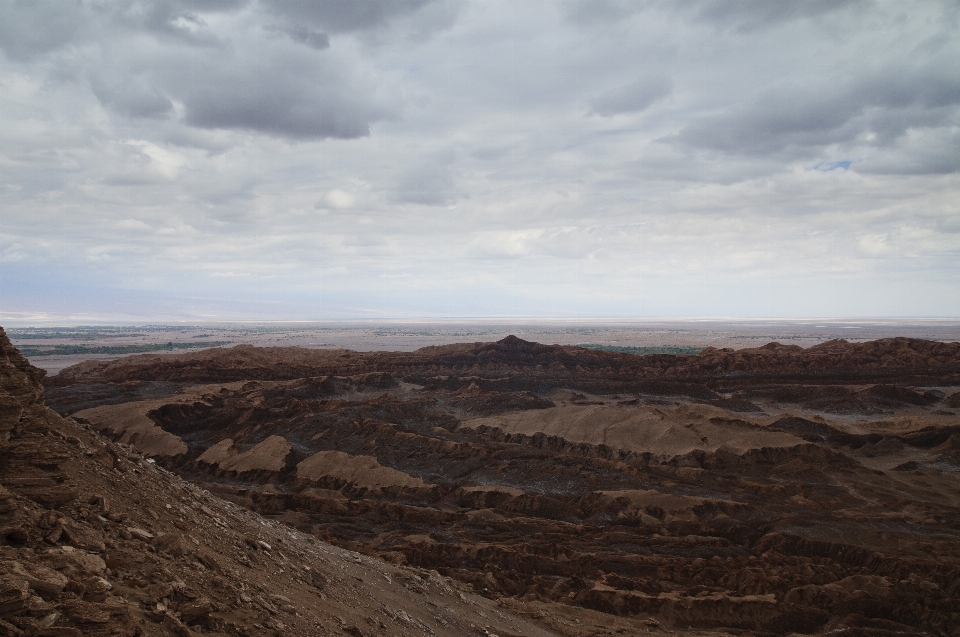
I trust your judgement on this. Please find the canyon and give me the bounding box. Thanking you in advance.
[6,329,960,635]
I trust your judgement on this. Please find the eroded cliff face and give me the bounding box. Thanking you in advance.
[0,328,571,637]
[40,335,960,636]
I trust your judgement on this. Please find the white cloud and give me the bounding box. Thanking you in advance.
[468,230,543,258]
[117,219,154,232]
[317,189,356,209]
[124,140,187,178]
[590,75,672,116]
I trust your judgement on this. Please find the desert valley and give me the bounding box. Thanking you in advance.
[3,326,959,636]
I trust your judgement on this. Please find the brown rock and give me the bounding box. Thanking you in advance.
[143,582,174,603]
[9,562,68,598]
[60,522,105,552]
[0,575,29,613]
[0,486,16,515]
[17,487,78,510]
[178,596,213,624]
[309,569,327,590]
[194,550,221,572]
[33,629,83,637]
[87,494,107,512]
[162,611,193,637]
[61,599,111,624]
[153,532,188,556]
[43,525,63,545]
[26,592,55,615]
[60,548,106,574]
[79,576,111,602]
[0,391,23,436]
[126,526,154,541]
[0,620,22,637]
[37,511,60,531]
[35,612,59,629]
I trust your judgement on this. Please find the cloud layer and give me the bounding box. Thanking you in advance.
[1,0,958,321]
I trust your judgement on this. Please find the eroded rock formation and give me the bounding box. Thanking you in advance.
[38,334,960,636]
[0,328,572,637]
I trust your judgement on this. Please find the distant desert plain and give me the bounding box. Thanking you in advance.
[8,318,960,375]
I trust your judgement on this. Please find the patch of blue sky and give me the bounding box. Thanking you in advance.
[813,160,852,171]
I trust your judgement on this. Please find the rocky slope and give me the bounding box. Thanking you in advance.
[1,327,614,637]
[36,334,960,636]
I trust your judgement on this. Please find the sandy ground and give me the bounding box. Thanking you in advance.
[462,402,803,457]
[10,319,960,375]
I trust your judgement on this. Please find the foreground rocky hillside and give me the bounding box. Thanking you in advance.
[36,334,960,635]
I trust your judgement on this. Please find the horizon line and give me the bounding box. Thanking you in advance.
[4,316,960,328]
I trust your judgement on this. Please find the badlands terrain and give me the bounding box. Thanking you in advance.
[0,328,574,637]
[5,328,960,635]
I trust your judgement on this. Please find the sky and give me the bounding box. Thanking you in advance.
[1,0,959,323]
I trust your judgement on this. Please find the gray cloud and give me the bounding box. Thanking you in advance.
[0,0,251,63]
[260,0,434,34]
[564,0,637,25]
[86,52,389,139]
[0,0,88,61]
[279,25,330,50]
[675,0,866,32]
[668,65,960,170]
[2,0,959,320]
[566,0,863,30]
[168,54,388,138]
[590,75,672,116]
[0,0,394,139]
[856,128,960,175]
[90,75,174,119]
[393,158,457,206]
[121,0,246,43]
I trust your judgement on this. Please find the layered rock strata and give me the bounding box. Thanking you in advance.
[41,335,960,636]
[0,327,566,637]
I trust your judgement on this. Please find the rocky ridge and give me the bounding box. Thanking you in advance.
[46,336,960,390]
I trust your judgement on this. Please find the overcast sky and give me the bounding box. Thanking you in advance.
[2,0,959,322]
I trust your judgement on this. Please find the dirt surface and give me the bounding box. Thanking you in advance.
[26,333,960,635]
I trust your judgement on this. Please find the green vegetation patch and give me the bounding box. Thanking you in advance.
[578,344,704,356]
[19,341,230,357]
